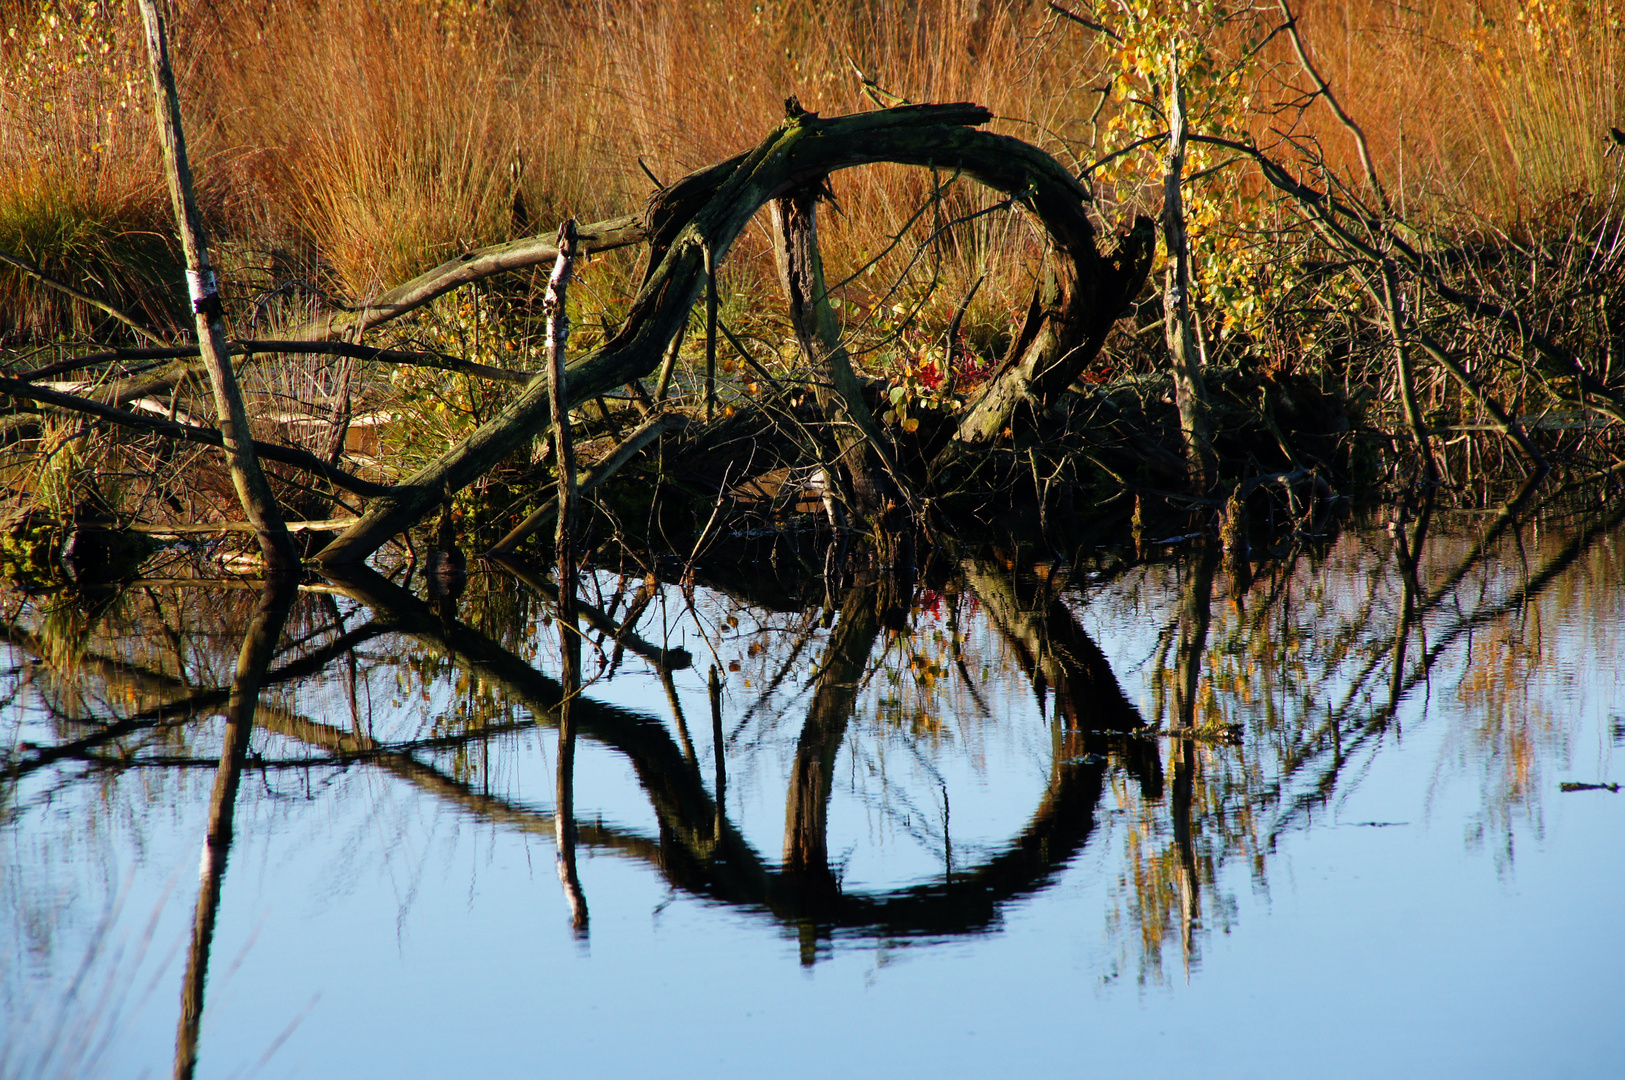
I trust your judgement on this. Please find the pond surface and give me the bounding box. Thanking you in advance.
[2,503,1623,1078]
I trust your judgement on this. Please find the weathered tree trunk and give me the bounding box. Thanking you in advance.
[770,182,895,526]
[934,222,1154,474]
[137,0,298,570]
[1377,261,1437,481]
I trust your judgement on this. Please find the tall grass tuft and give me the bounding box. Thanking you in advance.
[0,1,177,339]
[1288,1,1624,221]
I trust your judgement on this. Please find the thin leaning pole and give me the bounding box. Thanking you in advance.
[547,220,588,933]
[137,0,299,570]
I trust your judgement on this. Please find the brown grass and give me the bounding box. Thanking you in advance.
[1287,0,1623,221]
[0,0,1619,340]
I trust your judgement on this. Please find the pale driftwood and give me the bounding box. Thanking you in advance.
[125,518,360,536]
[139,0,297,569]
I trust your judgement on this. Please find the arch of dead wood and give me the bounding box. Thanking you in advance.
[317,559,1148,939]
[298,102,1152,565]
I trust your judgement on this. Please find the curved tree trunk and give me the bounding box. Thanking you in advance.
[312,104,1154,565]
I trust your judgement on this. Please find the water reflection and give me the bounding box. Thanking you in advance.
[173,579,296,1080]
[2,491,1623,1070]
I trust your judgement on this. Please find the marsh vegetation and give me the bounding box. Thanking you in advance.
[2,3,1624,1074]
[0,0,1623,576]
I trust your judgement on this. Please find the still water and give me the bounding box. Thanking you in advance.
[2,503,1622,1078]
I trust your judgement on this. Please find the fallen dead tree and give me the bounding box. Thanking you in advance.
[0,98,1158,567]
[11,89,1585,576]
[304,99,1155,565]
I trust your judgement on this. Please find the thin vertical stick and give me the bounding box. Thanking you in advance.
[1375,261,1437,480]
[546,218,587,934]
[1161,46,1215,493]
[548,219,580,615]
[137,0,297,570]
[709,663,726,841]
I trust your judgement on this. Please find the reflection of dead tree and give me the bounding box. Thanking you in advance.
[955,549,1142,733]
[1168,736,1201,977]
[489,553,691,672]
[171,579,297,1080]
[10,552,1156,951]
[325,558,1159,943]
[318,565,777,904]
[782,578,882,941]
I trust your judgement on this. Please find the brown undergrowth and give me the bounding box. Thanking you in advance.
[1,0,1624,577]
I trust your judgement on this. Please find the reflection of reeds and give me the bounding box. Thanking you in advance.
[0,876,171,1080]
[1113,494,1625,984]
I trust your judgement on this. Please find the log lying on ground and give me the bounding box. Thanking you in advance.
[0,376,389,499]
[313,102,1153,566]
[28,340,534,385]
[291,216,646,343]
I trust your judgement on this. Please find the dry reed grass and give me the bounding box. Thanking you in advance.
[1286,0,1623,222]
[1,0,1620,348]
